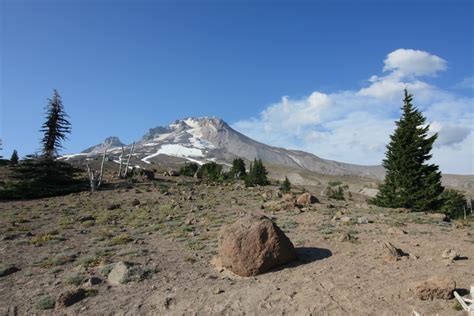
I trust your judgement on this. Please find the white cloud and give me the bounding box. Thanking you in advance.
[382,48,447,77]
[233,49,474,174]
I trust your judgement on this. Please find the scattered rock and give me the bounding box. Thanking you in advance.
[411,276,456,300]
[387,227,407,235]
[340,216,352,223]
[337,232,353,242]
[441,248,459,261]
[296,193,319,205]
[107,261,131,285]
[357,217,369,224]
[217,215,297,277]
[358,188,379,198]
[0,265,19,277]
[427,213,449,221]
[56,288,86,308]
[213,287,224,294]
[282,193,295,202]
[131,199,141,206]
[131,168,155,181]
[107,203,121,210]
[382,242,407,261]
[168,170,180,177]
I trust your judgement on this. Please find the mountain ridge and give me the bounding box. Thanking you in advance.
[65,116,386,180]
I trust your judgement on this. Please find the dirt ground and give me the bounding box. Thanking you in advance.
[1,175,473,315]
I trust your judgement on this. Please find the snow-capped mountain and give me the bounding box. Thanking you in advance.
[65,117,385,179]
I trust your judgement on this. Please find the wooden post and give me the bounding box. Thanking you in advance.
[124,142,135,177]
[86,148,107,192]
[117,146,124,178]
[97,149,107,189]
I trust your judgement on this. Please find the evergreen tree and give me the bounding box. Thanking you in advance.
[245,159,269,186]
[229,158,247,179]
[180,162,199,177]
[10,150,19,165]
[196,162,223,181]
[280,176,291,193]
[41,90,71,159]
[373,90,444,211]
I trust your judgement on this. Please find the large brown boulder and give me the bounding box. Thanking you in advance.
[296,193,319,205]
[217,215,297,276]
[411,276,456,300]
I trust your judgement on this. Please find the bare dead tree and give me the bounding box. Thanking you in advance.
[87,149,107,191]
[123,142,135,177]
[117,146,124,178]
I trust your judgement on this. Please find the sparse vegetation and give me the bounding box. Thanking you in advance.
[36,295,55,310]
[64,273,86,286]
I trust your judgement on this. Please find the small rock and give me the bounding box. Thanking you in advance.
[282,193,295,202]
[296,193,319,205]
[382,242,406,261]
[427,213,449,221]
[107,261,131,285]
[56,288,86,308]
[131,199,140,206]
[107,203,121,210]
[213,287,224,294]
[337,232,353,242]
[357,217,369,224]
[340,216,351,223]
[388,227,407,235]
[411,276,456,300]
[441,248,459,261]
[168,169,180,177]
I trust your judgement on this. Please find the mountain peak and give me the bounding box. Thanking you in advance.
[82,136,124,153]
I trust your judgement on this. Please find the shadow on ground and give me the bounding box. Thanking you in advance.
[296,247,333,264]
[270,247,332,273]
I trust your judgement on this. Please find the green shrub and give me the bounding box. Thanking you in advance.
[64,273,85,286]
[328,181,342,187]
[439,189,469,219]
[36,295,55,310]
[327,186,345,200]
[0,159,86,200]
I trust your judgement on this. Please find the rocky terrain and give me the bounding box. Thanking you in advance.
[1,168,473,315]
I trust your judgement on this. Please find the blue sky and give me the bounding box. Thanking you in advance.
[1,0,473,173]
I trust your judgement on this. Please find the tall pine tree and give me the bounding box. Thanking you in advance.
[373,89,444,211]
[41,90,71,159]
